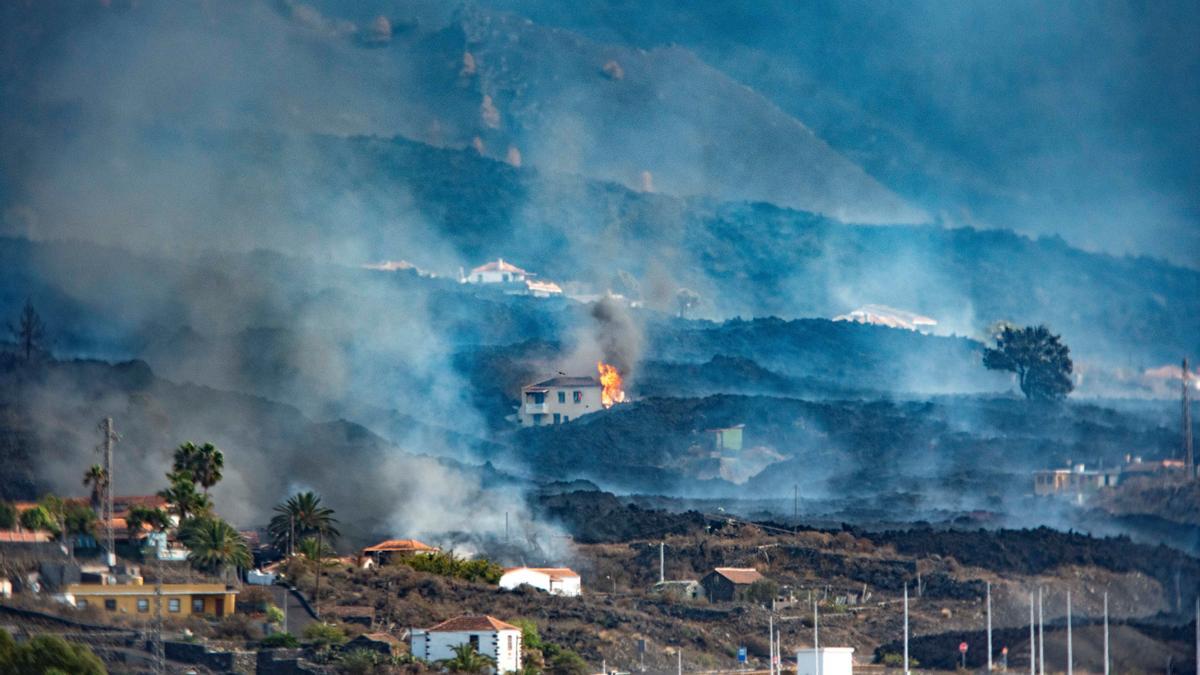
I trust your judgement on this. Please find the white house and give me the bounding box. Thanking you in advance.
[411,615,522,673]
[518,376,604,426]
[464,259,530,285]
[499,567,582,597]
[796,647,854,675]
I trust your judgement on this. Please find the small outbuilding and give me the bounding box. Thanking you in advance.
[499,567,581,597]
[796,647,854,675]
[699,567,764,602]
[346,632,403,657]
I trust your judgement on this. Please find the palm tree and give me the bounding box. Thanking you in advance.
[172,442,225,494]
[82,465,108,511]
[157,470,211,522]
[179,517,250,582]
[270,492,338,616]
[268,491,339,552]
[172,442,201,475]
[443,643,495,673]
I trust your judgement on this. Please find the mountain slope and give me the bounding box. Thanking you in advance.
[0,0,921,228]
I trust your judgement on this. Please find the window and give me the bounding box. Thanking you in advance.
[76,599,88,610]
[168,599,181,613]
[553,413,561,424]
[137,599,149,613]
[193,598,205,613]
[508,635,514,650]
[557,391,566,404]
[104,599,117,611]
[563,416,569,423]
[469,635,480,651]
[573,391,582,403]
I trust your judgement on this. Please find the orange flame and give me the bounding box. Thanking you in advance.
[597,361,626,409]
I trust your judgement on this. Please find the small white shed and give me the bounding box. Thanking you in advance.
[795,647,854,675]
[498,567,581,597]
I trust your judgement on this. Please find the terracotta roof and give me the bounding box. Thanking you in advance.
[427,615,520,632]
[361,539,438,553]
[0,531,53,543]
[470,258,528,275]
[526,280,563,294]
[503,566,580,580]
[353,632,401,645]
[711,567,764,585]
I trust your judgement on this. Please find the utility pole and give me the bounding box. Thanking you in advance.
[987,582,993,673]
[1038,588,1045,675]
[769,614,775,675]
[505,511,510,543]
[1066,590,1073,675]
[677,648,682,675]
[1029,592,1035,675]
[1185,358,1194,480]
[793,484,798,523]
[814,599,821,675]
[660,542,665,584]
[1103,591,1109,675]
[152,558,164,674]
[904,583,910,675]
[96,418,117,566]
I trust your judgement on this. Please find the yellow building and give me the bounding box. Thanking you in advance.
[66,582,237,617]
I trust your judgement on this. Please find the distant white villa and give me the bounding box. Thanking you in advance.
[833,304,937,332]
[461,258,563,297]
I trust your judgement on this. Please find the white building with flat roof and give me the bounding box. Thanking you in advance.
[796,648,854,675]
[518,376,603,426]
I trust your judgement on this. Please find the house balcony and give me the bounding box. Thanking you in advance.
[524,402,548,414]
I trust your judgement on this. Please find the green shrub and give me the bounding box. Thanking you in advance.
[400,551,503,584]
[303,622,348,648]
[260,632,301,649]
[337,648,384,675]
[0,629,106,674]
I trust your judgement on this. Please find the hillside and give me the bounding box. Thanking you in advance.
[0,357,544,550]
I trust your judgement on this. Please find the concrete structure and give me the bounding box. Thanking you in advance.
[700,567,765,603]
[464,259,530,285]
[411,615,522,673]
[651,580,702,600]
[796,647,855,675]
[708,424,745,452]
[1033,464,1121,500]
[65,582,237,617]
[499,567,582,597]
[360,538,439,567]
[519,376,604,426]
[524,279,563,297]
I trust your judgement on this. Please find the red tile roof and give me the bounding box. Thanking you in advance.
[361,539,438,553]
[503,566,580,580]
[0,531,53,543]
[470,258,528,275]
[427,615,520,632]
[712,567,764,585]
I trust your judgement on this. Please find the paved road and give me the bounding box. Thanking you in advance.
[268,585,318,635]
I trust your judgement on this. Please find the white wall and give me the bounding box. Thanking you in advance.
[519,386,604,426]
[796,648,854,675]
[499,569,582,597]
[412,628,522,674]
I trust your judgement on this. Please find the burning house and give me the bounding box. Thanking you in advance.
[519,363,627,426]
